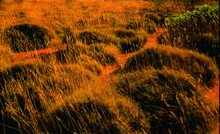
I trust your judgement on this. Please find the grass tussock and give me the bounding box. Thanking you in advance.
[114,29,147,53]
[78,31,113,45]
[115,69,218,134]
[56,43,116,65]
[123,46,218,87]
[3,24,51,52]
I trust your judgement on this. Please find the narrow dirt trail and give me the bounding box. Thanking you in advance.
[11,45,67,63]
[100,28,165,78]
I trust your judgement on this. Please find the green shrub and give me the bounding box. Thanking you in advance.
[123,46,218,87]
[166,5,219,67]
[3,24,51,52]
[115,69,218,133]
[166,5,219,44]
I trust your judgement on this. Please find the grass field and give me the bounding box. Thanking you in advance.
[0,0,219,133]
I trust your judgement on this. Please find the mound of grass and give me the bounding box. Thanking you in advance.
[123,46,218,87]
[114,29,147,53]
[78,31,112,45]
[3,24,51,52]
[119,36,146,53]
[0,62,101,133]
[0,63,54,90]
[115,69,218,133]
[56,43,116,65]
[38,101,121,134]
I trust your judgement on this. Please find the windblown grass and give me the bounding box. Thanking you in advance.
[115,69,218,133]
[123,46,218,87]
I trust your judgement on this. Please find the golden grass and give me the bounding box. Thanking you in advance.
[0,0,219,133]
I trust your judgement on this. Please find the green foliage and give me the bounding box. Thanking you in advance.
[165,4,219,67]
[165,4,219,44]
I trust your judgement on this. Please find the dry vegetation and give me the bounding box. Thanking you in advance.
[0,0,219,133]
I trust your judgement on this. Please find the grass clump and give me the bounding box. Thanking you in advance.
[115,69,218,134]
[114,29,147,53]
[114,29,136,38]
[38,95,149,134]
[119,36,146,53]
[0,63,99,133]
[78,31,113,45]
[3,24,51,52]
[56,43,116,66]
[123,46,218,87]
[0,63,54,90]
